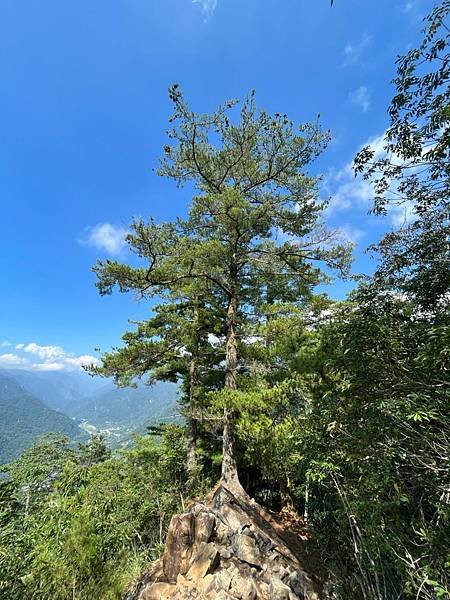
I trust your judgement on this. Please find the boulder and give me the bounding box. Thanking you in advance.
[186,542,220,580]
[269,577,292,600]
[141,582,176,600]
[194,511,216,543]
[162,513,193,582]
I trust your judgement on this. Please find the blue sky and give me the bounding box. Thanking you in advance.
[0,0,433,370]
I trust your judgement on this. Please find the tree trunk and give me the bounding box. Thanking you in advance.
[186,305,200,486]
[221,294,243,492]
[280,473,295,514]
[186,414,198,484]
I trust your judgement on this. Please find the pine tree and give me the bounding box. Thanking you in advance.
[94,88,351,492]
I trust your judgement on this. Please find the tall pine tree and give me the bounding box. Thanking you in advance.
[94,88,351,492]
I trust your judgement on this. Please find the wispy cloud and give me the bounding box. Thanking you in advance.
[78,222,127,256]
[325,131,416,226]
[403,1,416,11]
[349,86,371,112]
[1,340,12,347]
[402,0,427,23]
[336,224,365,245]
[324,132,387,215]
[0,342,99,372]
[390,203,416,226]
[341,33,372,67]
[193,0,218,17]
[325,162,374,215]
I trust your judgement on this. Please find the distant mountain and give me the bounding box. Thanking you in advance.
[1,369,110,413]
[1,369,82,413]
[0,373,82,464]
[0,368,180,450]
[41,369,108,399]
[68,381,180,430]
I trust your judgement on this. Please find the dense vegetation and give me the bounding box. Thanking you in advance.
[1,4,448,599]
[0,429,193,599]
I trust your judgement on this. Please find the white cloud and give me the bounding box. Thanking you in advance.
[79,222,127,256]
[0,353,28,366]
[0,341,12,347]
[325,132,387,215]
[32,362,66,372]
[403,1,416,11]
[193,0,218,16]
[341,33,372,67]
[390,203,416,226]
[21,342,66,361]
[349,86,371,112]
[1,342,99,372]
[402,0,422,14]
[207,333,222,346]
[325,161,374,214]
[401,0,426,22]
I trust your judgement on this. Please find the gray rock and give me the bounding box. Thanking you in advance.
[233,533,261,567]
[136,488,323,600]
[162,513,193,582]
[141,582,176,599]
[219,547,232,560]
[186,542,219,580]
[214,569,232,591]
[269,577,292,600]
[215,591,235,600]
[194,511,216,544]
[229,572,257,599]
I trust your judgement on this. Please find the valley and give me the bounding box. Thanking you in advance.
[0,368,179,463]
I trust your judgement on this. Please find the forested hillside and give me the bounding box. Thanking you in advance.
[0,374,81,464]
[1,3,448,599]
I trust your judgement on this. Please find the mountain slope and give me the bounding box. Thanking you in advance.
[0,373,81,464]
[1,369,79,413]
[68,381,179,430]
[1,369,109,413]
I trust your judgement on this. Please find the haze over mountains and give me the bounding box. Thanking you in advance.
[0,368,179,464]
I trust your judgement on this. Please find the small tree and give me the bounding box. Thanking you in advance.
[95,89,351,492]
[355,2,450,307]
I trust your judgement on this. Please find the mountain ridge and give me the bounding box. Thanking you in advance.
[0,369,179,459]
[0,372,82,464]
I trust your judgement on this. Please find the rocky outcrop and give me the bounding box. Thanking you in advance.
[127,484,324,600]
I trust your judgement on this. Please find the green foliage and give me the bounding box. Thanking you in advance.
[298,291,450,598]
[92,88,351,484]
[0,426,193,600]
[354,2,450,307]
